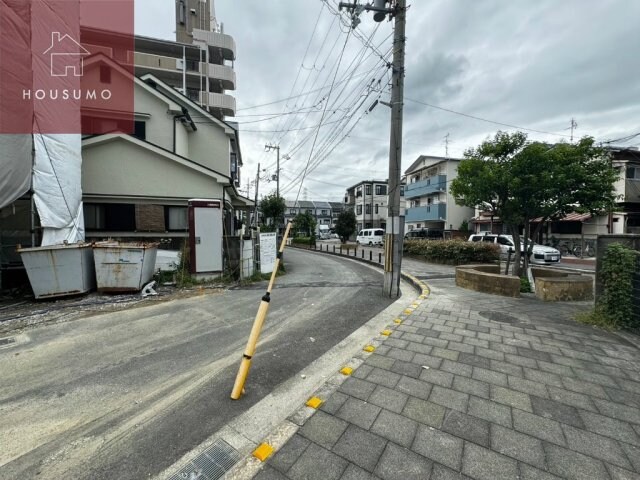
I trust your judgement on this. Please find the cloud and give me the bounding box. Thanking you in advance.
[135,0,640,201]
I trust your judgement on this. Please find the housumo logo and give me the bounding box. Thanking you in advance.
[45,32,90,77]
[22,32,112,102]
[0,0,134,135]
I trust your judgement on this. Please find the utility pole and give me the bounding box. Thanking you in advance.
[340,0,405,297]
[264,143,280,198]
[570,118,577,143]
[253,163,260,227]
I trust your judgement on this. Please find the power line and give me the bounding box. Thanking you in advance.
[404,97,573,138]
[293,28,352,207]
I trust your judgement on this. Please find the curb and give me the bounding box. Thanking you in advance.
[224,248,432,479]
[289,244,425,295]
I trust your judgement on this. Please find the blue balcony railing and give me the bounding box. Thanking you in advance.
[405,204,446,222]
[405,175,447,199]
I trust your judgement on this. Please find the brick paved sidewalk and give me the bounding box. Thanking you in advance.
[251,269,640,480]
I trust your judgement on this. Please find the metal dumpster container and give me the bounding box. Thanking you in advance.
[93,242,158,293]
[17,243,95,299]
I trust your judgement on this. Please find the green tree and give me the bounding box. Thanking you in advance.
[259,192,286,229]
[335,209,357,244]
[450,131,619,276]
[293,211,317,237]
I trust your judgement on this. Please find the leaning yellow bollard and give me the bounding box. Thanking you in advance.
[231,222,293,400]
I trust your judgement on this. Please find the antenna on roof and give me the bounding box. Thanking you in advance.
[444,133,450,159]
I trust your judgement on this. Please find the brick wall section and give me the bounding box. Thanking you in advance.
[135,204,165,232]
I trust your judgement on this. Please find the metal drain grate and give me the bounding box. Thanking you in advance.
[479,311,517,324]
[0,337,15,346]
[168,439,241,480]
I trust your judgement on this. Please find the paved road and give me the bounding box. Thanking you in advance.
[0,249,394,480]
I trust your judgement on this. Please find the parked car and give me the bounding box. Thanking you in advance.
[356,228,385,246]
[468,233,561,264]
[404,228,444,240]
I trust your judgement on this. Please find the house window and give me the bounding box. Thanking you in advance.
[84,204,105,230]
[100,65,111,84]
[400,185,405,196]
[627,166,640,179]
[84,203,135,231]
[365,204,371,214]
[375,185,386,195]
[289,209,296,214]
[166,207,188,231]
[133,121,146,141]
[356,188,362,197]
[375,204,379,214]
[321,209,327,215]
[306,209,312,214]
[365,223,372,228]
[357,205,363,215]
[178,0,186,24]
[365,184,372,195]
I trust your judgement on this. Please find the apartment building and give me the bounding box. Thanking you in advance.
[404,156,474,232]
[284,200,341,228]
[344,180,403,232]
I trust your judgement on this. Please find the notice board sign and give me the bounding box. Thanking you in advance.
[259,232,277,274]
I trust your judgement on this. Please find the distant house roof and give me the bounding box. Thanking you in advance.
[344,179,389,191]
[472,212,592,224]
[405,155,460,175]
[329,202,344,209]
[314,201,331,209]
[297,200,315,208]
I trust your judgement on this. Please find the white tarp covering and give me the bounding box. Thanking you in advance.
[0,1,85,245]
[0,135,32,210]
[33,134,85,245]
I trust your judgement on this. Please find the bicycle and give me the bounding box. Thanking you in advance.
[572,241,595,258]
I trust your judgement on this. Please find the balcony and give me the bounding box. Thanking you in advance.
[131,52,236,90]
[406,203,447,223]
[192,29,236,61]
[405,175,447,199]
[199,91,236,117]
[202,63,236,90]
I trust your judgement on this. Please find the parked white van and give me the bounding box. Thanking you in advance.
[356,228,385,246]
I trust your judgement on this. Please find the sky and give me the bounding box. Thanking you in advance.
[135,0,640,203]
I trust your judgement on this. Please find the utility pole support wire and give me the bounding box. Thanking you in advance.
[230,222,293,400]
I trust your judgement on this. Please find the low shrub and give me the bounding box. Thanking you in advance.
[520,277,531,293]
[403,239,500,265]
[578,243,639,330]
[292,237,312,245]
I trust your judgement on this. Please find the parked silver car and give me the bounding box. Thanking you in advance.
[468,233,561,264]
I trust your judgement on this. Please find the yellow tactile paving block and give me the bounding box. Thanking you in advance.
[253,443,274,462]
[363,345,376,352]
[306,397,323,409]
[340,367,354,375]
[381,330,392,336]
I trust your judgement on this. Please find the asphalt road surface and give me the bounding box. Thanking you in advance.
[0,249,395,480]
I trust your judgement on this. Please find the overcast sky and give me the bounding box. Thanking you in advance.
[135,0,640,202]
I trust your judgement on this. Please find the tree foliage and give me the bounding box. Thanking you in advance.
[259,192,286,227]
[450,131,620,275]
[335,209,357,244]
[292,211,317,237]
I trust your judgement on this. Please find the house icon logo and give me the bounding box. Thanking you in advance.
[43,32,91,77]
